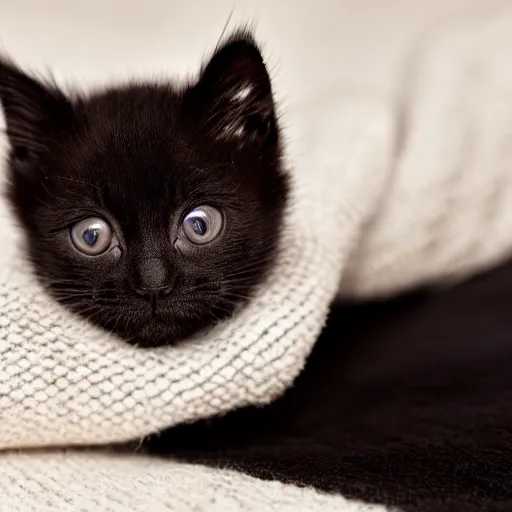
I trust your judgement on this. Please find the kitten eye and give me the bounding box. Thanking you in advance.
[70,217,113,256]
[182,206,223,245]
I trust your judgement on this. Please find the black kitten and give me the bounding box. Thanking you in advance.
[0,31,288,347]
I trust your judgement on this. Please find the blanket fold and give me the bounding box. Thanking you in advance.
[341,9,512,297]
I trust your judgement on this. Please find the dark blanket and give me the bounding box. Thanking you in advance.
[145,260,512,512]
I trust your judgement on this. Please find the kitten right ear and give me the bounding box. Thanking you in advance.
[0,57,75,161]
[184,32,278,148]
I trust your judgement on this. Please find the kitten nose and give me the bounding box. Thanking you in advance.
[133,257,174,300]
[134,285,173,300]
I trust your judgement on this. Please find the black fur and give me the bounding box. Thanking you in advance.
[0,31,288,347]
[146,260,512,511]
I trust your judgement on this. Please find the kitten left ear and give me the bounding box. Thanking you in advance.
[0,57,75,161]
[186,32,277,146]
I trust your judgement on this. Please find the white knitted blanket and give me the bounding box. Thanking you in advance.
[2,9,512,511]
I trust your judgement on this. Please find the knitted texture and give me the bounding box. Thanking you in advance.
[0,451,394,512]
[340,9,512,298]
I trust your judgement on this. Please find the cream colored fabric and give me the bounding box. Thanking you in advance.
[340,9,512,298]
[0,451,394,512]
[2,7,512,512]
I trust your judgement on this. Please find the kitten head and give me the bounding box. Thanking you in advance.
[0,32,288,347]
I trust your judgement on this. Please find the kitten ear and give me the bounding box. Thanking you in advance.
[0,57,75,160]
[187,32,277,146]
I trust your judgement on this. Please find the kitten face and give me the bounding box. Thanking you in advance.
[0,32,288,347]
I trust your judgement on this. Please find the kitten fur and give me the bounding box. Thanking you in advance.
[0,31,289,347]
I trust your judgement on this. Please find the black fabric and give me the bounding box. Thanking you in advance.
[145,260,512,512]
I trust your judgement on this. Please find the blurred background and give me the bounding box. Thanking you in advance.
[0,0,509,112]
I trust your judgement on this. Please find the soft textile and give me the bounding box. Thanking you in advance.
[0,451,392,512]
[2,7,512,512]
